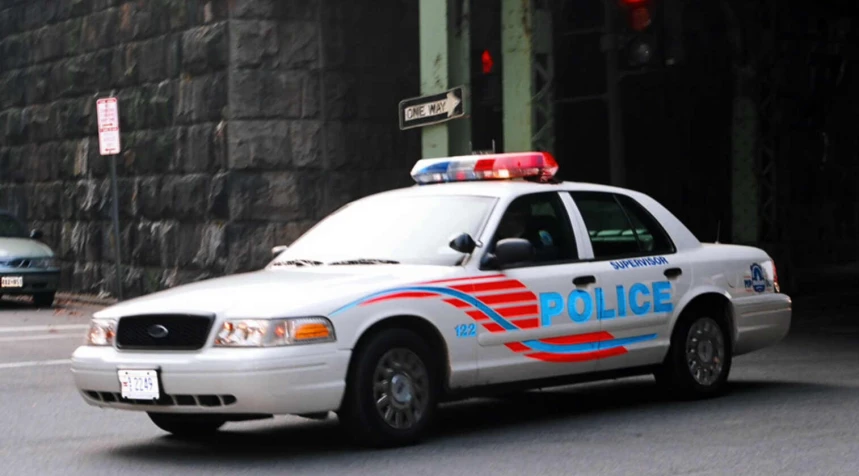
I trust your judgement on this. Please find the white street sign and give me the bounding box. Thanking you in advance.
[96,97,121,156]
[398,86,466,130]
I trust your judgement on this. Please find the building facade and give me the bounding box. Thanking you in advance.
[1,0,857,298]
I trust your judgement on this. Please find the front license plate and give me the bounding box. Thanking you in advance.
[118,370,160,400]
[1,276,22,288]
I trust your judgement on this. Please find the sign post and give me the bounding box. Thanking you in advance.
[96,97,123,301]
[398,86,466,131]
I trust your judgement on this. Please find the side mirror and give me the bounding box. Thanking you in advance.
[448,232,477,254]
[483,238,533,269]
[271,245,288,258]
[30,229,43,240]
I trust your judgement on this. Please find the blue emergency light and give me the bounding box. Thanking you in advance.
[409,152,559,185]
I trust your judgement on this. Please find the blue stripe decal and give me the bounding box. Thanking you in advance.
[520,334,658,354]
[330,286,518,331]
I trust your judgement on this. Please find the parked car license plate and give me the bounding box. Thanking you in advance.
[118,370,160,400]
[1,276,23,288]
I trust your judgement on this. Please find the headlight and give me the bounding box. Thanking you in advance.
[86,318,116,346]
[213,317,336,347]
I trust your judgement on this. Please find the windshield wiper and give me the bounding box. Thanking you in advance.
[328,258,400,265]
[270,259,325,267]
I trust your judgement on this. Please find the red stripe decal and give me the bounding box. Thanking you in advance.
[483,323,505,333]
[539,331,614,345]
[505,342,530,352]
[422,274,506,285]
[477,291,537,305]
[496,304,539,318]
[360,291,436,305]
[466,310,490,321]
[511,318,540,329]
[525,347,627,363]
[451,280,526,293]
[442,298,471,309]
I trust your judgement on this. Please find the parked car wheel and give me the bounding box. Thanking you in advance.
[32,292,55,308]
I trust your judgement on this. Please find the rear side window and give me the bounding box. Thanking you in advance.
[614,194,675,254]
[570,191,674,260]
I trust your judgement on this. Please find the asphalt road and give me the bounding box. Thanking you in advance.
[1,294,858,475]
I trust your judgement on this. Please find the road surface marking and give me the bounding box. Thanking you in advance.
[0,324,90,334]
[0,359,70,370]
[0,334,84,343]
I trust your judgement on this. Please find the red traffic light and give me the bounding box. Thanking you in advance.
[630,6,651,31]
[481,50,494,74]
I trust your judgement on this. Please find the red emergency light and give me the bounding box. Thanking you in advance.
[410,152,560,185]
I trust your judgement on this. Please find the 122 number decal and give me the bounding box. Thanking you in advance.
[455,323,476,338]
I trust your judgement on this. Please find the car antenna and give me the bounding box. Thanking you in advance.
[715,220,721,244]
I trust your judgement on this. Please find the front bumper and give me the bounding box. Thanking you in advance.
[70,344,351,416]
[0,269,60,294]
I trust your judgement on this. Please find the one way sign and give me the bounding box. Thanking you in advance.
[398,86,466,130]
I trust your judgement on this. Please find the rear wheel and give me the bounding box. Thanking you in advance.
[147,413,226,438]
[33,292,55,308]
[655,312,732,399]
[338,328,439,448]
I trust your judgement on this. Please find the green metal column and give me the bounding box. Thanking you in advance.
[419,0,471,158]
[501,0,553,153]
[500,0,532,152]
[731,96,759,244]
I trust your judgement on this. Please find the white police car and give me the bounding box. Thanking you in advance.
[70,152,791,447]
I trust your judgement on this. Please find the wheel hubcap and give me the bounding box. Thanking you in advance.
[373,348,429,430]
[685,317,725,386]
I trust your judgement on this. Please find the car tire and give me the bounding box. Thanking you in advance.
[655,311,732,400]
[33,292,55,308]
[147,413,226,438]
[338,328,440,448]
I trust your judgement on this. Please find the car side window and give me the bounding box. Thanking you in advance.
[614,193,675,254]
[570,191,674,260]
[490,192,578,265]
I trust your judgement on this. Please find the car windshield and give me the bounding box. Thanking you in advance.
[270,194,497,267]
[0,214,26,238]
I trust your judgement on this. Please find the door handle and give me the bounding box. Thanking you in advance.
[573,275,596,286]
[664,267,682,278]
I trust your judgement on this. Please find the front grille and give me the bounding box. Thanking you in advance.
[83,390,237,407]
[115,314,215,350]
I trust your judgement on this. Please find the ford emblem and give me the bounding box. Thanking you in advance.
[147,324,169,339]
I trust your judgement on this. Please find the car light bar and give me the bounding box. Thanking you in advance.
[410,151,559,185]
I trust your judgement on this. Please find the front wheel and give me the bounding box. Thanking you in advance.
[338,328,440,448]
[33,292,55,308]
[655,313,732,399]
[147,413,226,438]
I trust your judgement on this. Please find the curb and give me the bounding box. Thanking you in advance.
[56,292,118,307]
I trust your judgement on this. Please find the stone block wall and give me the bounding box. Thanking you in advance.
[0,0,420,298]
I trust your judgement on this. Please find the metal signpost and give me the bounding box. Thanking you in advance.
[96,97,123,301]
[398,86,466,131]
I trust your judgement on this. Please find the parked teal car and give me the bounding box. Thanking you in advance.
[0,211,60,307]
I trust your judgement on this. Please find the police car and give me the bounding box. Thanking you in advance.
[70,152,791,447]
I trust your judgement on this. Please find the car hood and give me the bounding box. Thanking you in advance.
[0,238,53,258]
[95,265,467,319]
